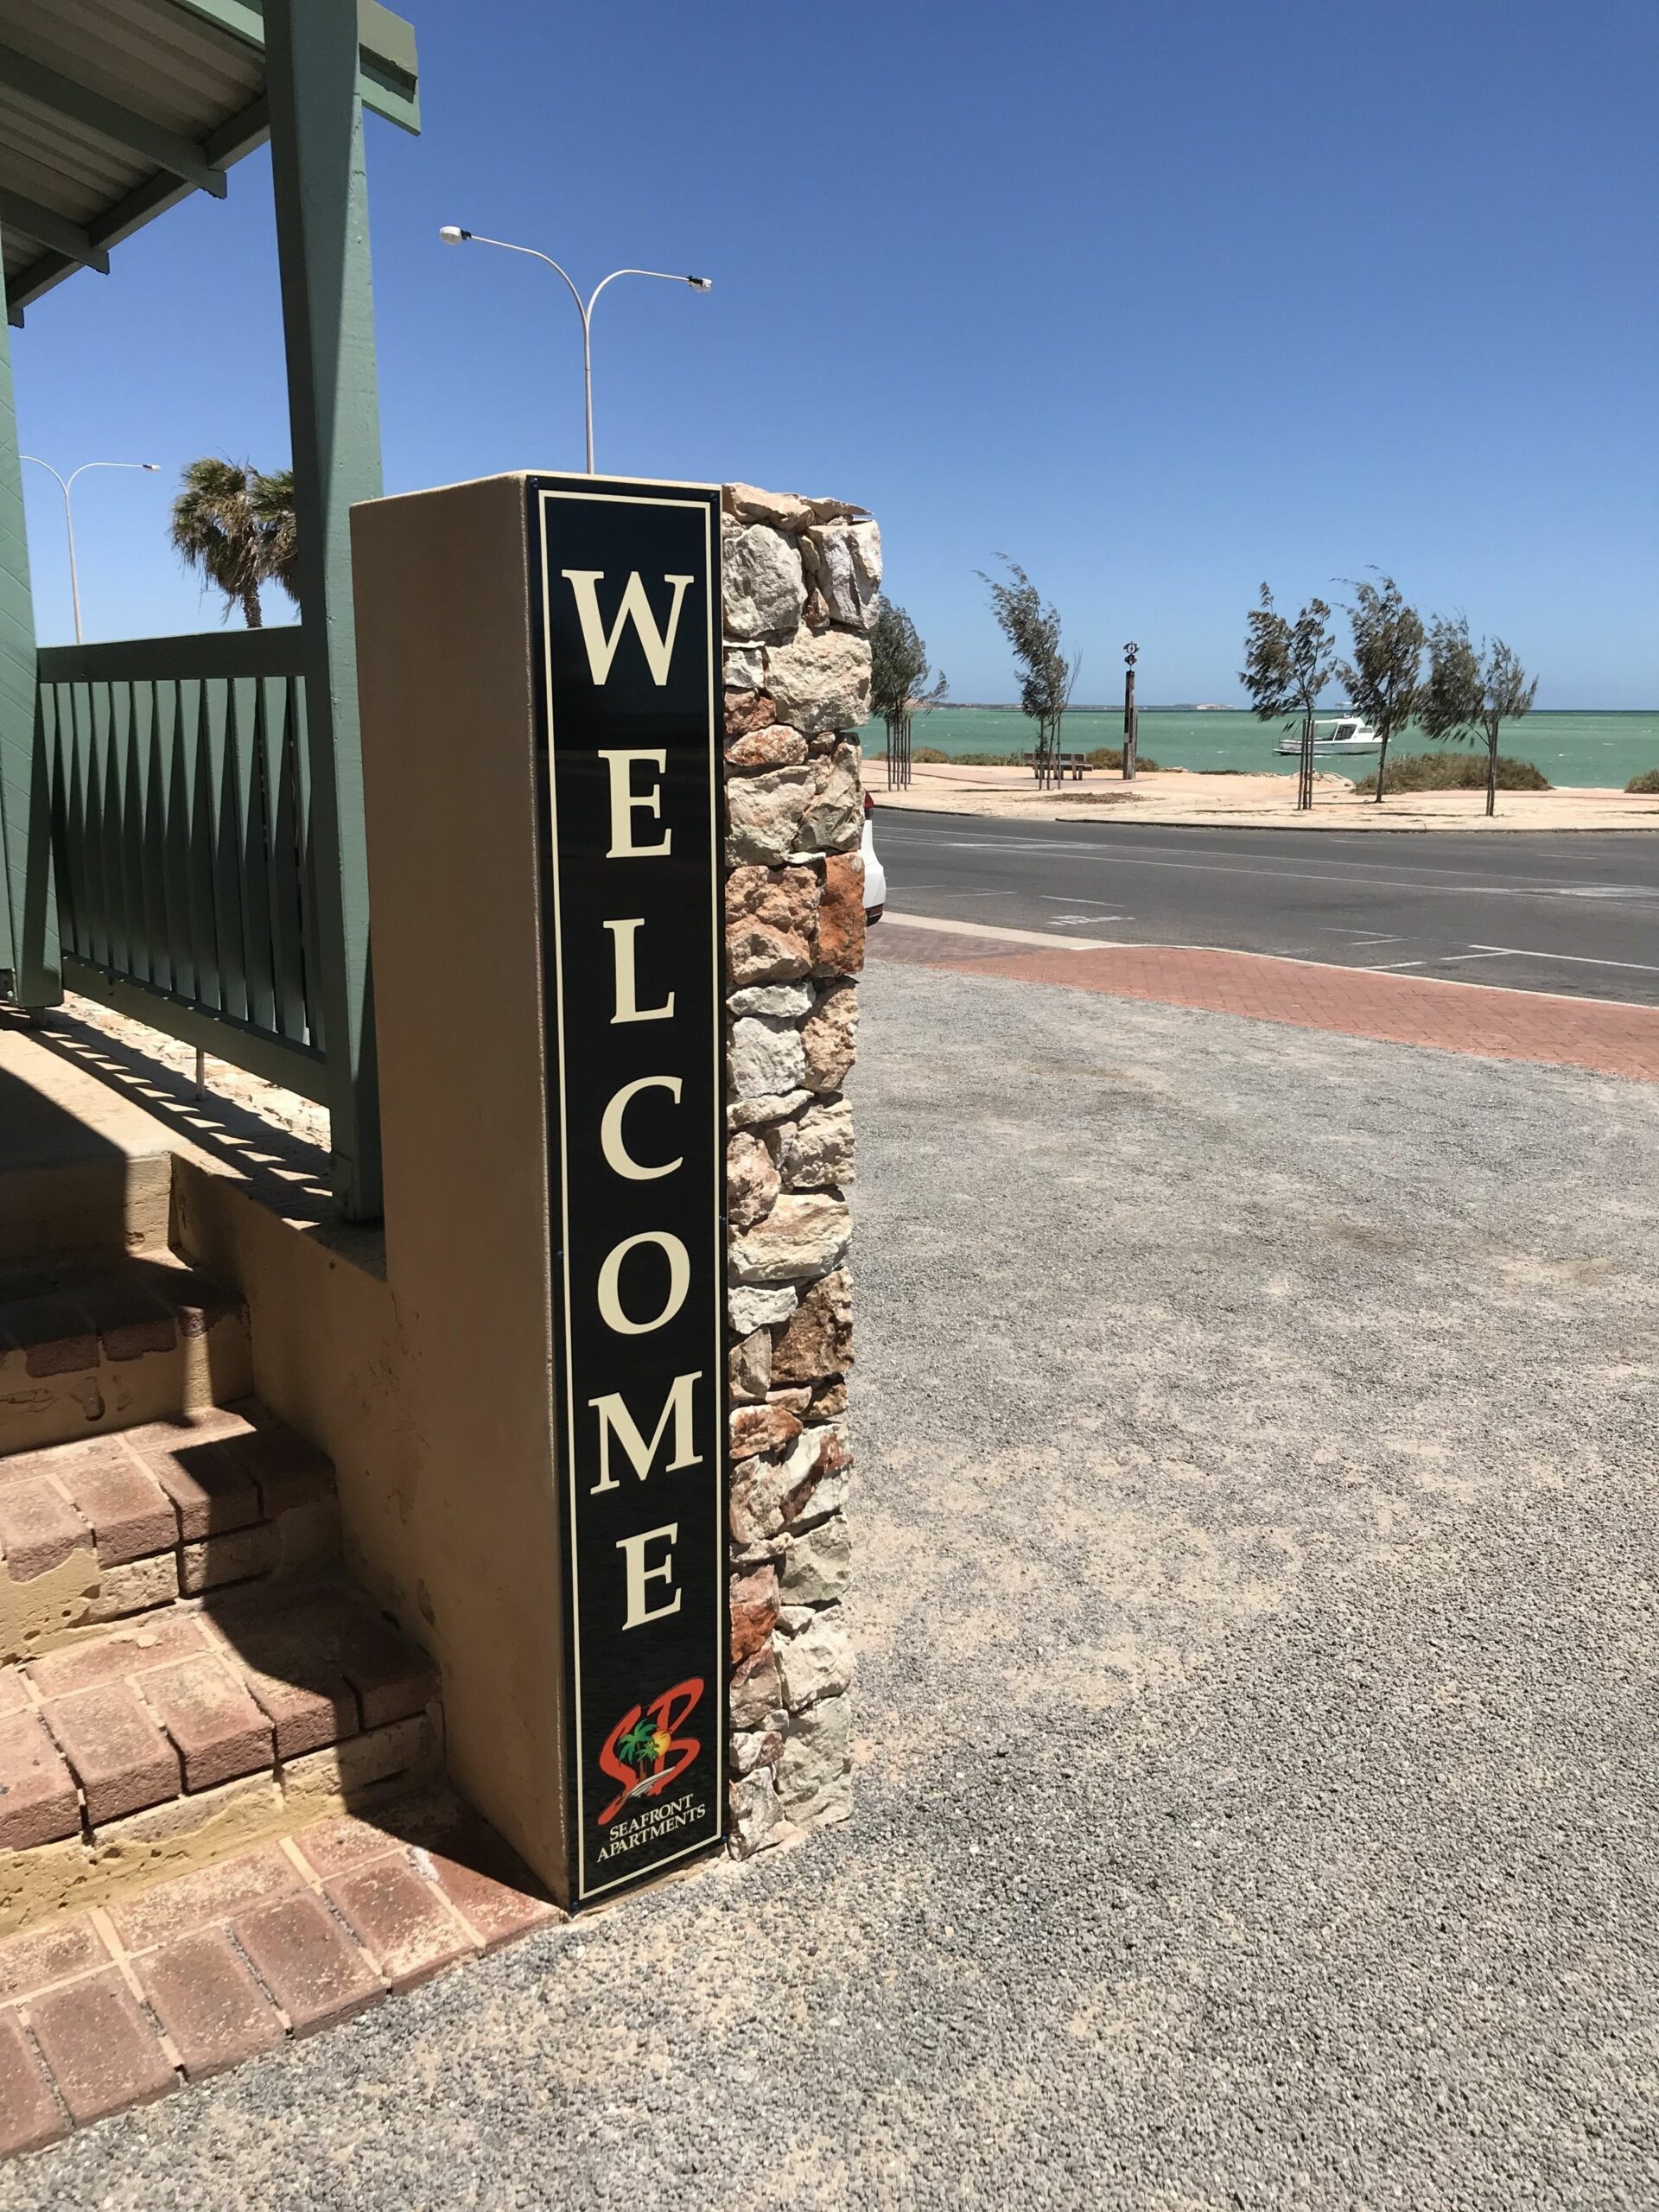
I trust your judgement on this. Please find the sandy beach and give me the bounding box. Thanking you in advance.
[871,761,1659,832]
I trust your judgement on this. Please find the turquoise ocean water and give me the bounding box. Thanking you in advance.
[857,709,1659,790]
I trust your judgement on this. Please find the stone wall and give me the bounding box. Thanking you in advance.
[721,481,877,1855]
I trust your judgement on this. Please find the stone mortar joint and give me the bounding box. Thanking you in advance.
[719,481,877,1856]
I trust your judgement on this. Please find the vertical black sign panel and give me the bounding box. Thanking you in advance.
[529,477,726,1905]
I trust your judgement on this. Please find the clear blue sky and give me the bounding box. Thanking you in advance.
[15,0,1657,705]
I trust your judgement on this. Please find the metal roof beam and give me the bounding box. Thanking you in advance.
[0,187,108,273]
[0,43,228,197]
[165,0,421,133]
[6,93,268,321]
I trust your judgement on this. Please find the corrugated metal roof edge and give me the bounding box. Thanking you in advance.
[4,0,418,321]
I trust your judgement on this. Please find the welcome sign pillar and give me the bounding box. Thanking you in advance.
[354,474,872,1908]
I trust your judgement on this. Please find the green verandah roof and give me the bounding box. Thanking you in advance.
[0,0,418,323]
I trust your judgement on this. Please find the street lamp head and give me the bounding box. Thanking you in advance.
[438,226,472,245]
[685,275,713,290]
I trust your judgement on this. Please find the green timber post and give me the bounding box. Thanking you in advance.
[0,237,59,1011]
[264,0,383,1219]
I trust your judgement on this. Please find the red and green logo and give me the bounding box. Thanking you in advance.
[597,1678,703,1826]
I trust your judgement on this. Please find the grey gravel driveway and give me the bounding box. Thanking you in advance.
[10,960,1658,2210]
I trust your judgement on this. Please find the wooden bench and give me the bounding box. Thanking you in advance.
[1022,752,1093,781]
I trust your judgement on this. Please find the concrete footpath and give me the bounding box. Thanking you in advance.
[8,962,1657,2209]
[875,761,1659,832]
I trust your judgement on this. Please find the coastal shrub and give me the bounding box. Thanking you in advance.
[1625,767,1659,794]
[1353,751,1550,795]
[912,747,949,763]
[1084,746,1163,772]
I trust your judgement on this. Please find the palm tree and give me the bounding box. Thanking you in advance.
[251,467,299,611]
[168,457,299,627]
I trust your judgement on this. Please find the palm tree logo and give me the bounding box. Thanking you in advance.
[616,1716,671,1780]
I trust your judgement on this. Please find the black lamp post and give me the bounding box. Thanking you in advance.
[1122,641,1139,781]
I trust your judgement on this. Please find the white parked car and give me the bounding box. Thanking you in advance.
[861,790,887,923]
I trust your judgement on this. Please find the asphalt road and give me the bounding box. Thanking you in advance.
[872,811,1659,1005]
[15,963,1658,2209]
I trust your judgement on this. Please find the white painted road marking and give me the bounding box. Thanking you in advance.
[880,830,1638,904]
[1466,944,1659,975]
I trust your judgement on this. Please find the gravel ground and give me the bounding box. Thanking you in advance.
[11,960,1659,2210]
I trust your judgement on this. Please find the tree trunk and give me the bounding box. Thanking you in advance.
[1486,729,1497,817]
[1374,727,1389,802]
[242,582,264,629]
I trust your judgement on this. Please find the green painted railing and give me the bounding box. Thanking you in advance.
[35,629,329,1103]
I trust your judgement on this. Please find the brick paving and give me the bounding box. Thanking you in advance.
[0,1401,339,1625]
[0,1583,438,1869]
[870,921,1659,1083]
[0,1804,556,2155]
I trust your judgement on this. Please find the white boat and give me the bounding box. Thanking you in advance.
[1277,715,1382,757]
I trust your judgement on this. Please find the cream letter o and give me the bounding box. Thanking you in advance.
[597,1231,691,1336]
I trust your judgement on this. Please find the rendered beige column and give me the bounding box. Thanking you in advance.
[353,474,570,1894]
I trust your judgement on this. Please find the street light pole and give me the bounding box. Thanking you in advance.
[438,228,711,474]
[1122,641,1139,782]
[21,459,161,644]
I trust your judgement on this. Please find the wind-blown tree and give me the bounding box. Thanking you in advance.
[979,557,1079,789]
[1241,584,1338,810]
[1340,573,1423,804]
[1418,617,1538,819]
[869,598,946,789]
[250,467,299,610]
[169,458,298,627]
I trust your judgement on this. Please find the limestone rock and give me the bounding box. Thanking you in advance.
[728,1326,772,1402]
[777,1612,852,1712]
[728,1281,796,1336]
[802,976,857,1092]
[722,522,806,641]
[729,1562,779,1663]
[725,764,816,868]
[728,1014,808,1101]
[728,1192,850,1284]
[729,1423,843,1548]
[724,645,766,691]
[725,688,778,738]
[781,1516,851,1606]
[728,980,812,1020]
[725,863,820,987]
[804,494,871,524]
[729,1725,784,1777]
[771,1098,855,1191]
[725,482,814,529]
[726,726,808,774]
[808,519,883,631]
[798,747,862,855]
[765,630,872,737]
[775,1694,853,1821]
[730,1400,804,1463]
[730,1643,782,1729]
[726,1128,779,1231]
[772,1268,853,1383]
[810,1375,848,1419]
[813,851,867,976]
[729,1770,787,1853]
[727,1088,811,1133]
